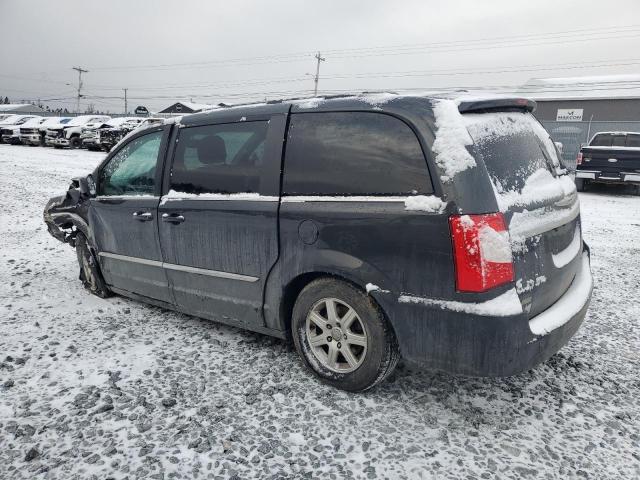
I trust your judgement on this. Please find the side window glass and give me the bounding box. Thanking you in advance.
[170,121,268,194]
[283,112,432,195]
[98,131,162,196]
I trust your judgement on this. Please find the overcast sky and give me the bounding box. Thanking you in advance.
[2,0,640,113]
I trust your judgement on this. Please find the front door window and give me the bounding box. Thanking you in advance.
[98,131,162,196]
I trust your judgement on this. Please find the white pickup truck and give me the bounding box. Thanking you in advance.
[0,115,41,144]
[19,117,70,146]
[45,115,111,149]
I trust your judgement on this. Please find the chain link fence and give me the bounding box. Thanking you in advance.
[541,120,640,169]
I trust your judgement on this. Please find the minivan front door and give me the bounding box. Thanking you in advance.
[90,127,173,303]
[158,113,286,327]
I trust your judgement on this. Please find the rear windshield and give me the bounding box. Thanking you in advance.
[590,133,640,147]
[464,112,561,192]
[590,133,612,146]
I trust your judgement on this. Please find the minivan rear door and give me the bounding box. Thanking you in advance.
[158,111,287,328]
[462,110,582,317]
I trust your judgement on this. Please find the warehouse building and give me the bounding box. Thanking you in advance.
[0,104,47,114]
[518,75,640,165]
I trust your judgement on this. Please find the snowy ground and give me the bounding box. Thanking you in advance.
[0,144,638,480]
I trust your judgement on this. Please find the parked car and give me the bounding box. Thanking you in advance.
[46,115,111,149]
[0,115,40,144]
[39,118,73,146]
[44,94,592,391]
[575,132,640,194]
[19,117,69,146]
[96,117,164,152]
[80,118,136,151]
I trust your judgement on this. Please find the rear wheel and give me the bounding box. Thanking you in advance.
[575,178,585,192]
[292,278,399,392]
[75,233,111,298]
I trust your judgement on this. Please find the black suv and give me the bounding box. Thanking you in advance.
[44,93,593,391]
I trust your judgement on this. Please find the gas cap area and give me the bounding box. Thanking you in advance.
[298,220,319,245]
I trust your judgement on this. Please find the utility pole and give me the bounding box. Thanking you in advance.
[123,88,128,114]
[313,52,325,96]
[72,66,88,114]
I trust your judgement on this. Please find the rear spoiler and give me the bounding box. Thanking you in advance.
[458,98,536,114]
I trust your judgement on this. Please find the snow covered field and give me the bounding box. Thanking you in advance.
[0,144,638,479]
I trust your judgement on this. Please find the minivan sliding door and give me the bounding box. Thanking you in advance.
[158,114,286,327]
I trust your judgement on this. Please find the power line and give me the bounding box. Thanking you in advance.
[72,57,640,95]
[85,24,640,72]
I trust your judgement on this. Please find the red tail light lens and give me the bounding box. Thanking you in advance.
[449,213,514,292]
[576,152,583,165]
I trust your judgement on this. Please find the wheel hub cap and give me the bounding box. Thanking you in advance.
[305,297,368,373]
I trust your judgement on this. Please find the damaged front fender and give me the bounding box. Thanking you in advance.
[43,178,92,247]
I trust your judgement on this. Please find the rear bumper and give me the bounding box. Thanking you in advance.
[576,170,640,184]
[381,251,592,377]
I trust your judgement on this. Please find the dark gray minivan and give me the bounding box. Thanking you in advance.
[44,93,593,391]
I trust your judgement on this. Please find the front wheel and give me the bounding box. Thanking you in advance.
[75,233,111,298]
[292,278,400,392]
[69,136,81,149]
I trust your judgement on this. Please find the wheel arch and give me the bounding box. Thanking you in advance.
[275,270,396,341]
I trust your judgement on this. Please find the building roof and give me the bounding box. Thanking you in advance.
[0,104,47,113]
[158,102,215,114]
[520,74,640,101]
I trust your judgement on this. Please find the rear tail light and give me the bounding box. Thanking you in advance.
[449,213,514,292]
[576,152,583,165]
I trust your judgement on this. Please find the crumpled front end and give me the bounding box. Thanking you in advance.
[43,182,91,247]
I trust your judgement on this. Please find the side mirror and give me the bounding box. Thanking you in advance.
[87,174,97,196]
[77,175,97,198]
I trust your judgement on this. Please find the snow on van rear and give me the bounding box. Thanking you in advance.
[431,99,476,181]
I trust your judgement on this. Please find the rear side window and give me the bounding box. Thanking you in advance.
[283,112,432,195]
[590,134,612,146]
[170,122,268,194]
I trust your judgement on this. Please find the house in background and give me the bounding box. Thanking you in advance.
[158,102,215,114]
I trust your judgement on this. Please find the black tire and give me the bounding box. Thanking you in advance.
[53,145,62,149]
[69,136,81,149]
[75,233,111,298]
[575,178,585,192]
[292,278,400,392]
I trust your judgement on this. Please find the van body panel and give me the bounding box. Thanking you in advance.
[44,93,592,379]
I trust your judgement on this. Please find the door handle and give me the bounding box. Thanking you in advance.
[162,213,185,224]
[132,211,153,222]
